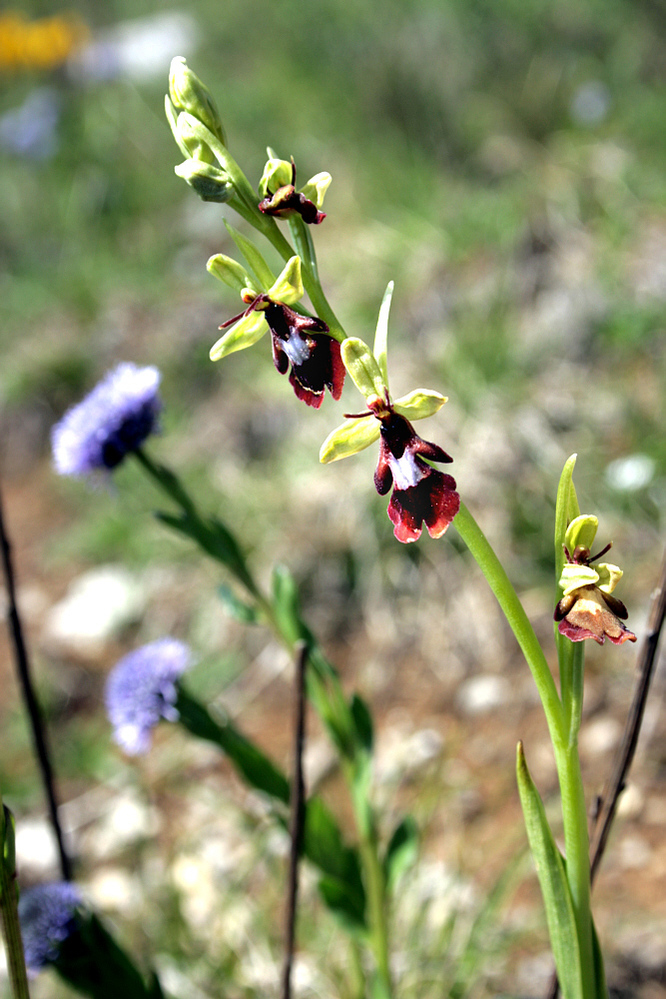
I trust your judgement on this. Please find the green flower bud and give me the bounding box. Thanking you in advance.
[169,56,226,146]
[207,255,258,295]
[174,160,234,202]
[341,338,387,401]
[165,95,191,159]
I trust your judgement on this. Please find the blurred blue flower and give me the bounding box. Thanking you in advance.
[0,87,60,160]
[18,882,81,972]
[51,363,161,476]
[105,638,192,754]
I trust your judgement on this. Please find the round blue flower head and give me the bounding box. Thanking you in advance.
[105,638,192,754]
[51,363,161,476]
[18,881,81,972]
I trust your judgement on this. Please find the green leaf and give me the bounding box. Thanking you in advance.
[154,509,255,595]
[224,221,276,290]
[317,875,367,932]
[217,584,259,623]
[57,913,155,999]
[516,742,584,999]
[591,916,608,999]
[176,689,290,803]
[383,815,418,890]
[351,694,374,752]
[373,281,394,387]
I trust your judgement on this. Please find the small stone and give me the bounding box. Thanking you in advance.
[456,675,511,716]
[44,565,146,655]
[579,716,622,756]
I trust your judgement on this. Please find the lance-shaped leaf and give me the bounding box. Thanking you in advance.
[516,742,584,999]
[341,338,387,400]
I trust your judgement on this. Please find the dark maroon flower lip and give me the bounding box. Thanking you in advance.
[265,302,344,408]
[259,186,326,224]
[373,409,459,542]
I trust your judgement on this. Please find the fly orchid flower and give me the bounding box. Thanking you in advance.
[258,149,330,225]
[554,515,636,645]
[208,252,344,407]
[320,283,460,542]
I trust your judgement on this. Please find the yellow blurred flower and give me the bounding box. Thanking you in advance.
[0,10,89,72]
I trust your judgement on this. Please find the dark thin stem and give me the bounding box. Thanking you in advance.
[281,642,308,999]
[0,481,72,881]
[544,550,666,999]
[590,550,666,880]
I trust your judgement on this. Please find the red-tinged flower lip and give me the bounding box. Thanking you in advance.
[373,409,459,543]
[259,186,325,224]
[555,585,636,645]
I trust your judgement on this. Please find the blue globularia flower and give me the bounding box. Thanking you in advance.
[18,882,81,972]
[51,363,161,476]
[105,638,192,754]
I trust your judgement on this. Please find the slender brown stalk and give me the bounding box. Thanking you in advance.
[545,551,666,999]
[0,480,72,881]
[281,641,308,999]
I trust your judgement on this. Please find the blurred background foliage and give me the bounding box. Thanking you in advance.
[0,0,665,995]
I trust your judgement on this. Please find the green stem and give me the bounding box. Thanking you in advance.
[454,502,565,749]
[556,743,595,997]
[0,807,30,999]
[345,762,392,998]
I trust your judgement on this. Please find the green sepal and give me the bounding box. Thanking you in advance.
[209,309,266,361]
[564,515,599,556]
[217,583,260,623]
[319,415,380,464]
[596,562,623,595]
[174,160,234,202]
[224,221,276,291]
[168,56,226,146]
[383,815,419,891]
[258,150,293,197]
[516,742,584,999]
[554,455,581,586]
[341,338,387,400]
[300,171,331,209]
[373,281,394,388]
[268,255,303,304]
[559,563,599,596]
[393,388,448,421]
[206,254,257,295]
